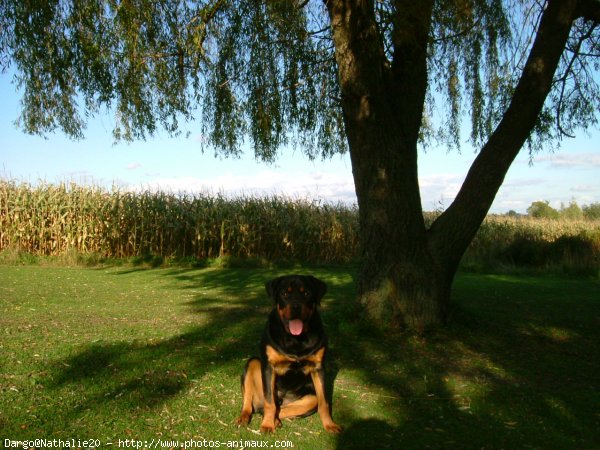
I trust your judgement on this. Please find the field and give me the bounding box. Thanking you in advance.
[1,180,599,274]
[1,264,599,449]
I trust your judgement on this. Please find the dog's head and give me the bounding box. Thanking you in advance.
[265,275,327,336]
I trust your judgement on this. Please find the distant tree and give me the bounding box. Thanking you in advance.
[527,201,560,220]
[560,200,584,220]
[1,1,599,330]
[583,202,600,220]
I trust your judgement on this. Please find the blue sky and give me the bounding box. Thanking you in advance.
[1,73,598,214]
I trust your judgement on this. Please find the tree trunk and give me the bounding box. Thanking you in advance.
[326,0,579,330]
[326,0,443,330]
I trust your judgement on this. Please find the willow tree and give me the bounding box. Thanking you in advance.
[1,0,599,329]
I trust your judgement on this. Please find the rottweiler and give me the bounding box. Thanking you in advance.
[235,275,342,433]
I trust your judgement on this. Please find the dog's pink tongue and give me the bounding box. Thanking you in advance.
[289,319,304,336]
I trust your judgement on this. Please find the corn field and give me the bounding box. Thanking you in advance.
[0,180,358,263]
[1,179,599,271]
[465,215,600,273]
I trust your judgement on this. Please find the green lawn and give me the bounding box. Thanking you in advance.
[1,265,599,449]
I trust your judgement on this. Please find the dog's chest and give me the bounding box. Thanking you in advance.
[265,344,325,376]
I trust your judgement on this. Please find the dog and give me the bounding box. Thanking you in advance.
[235,275,342,433]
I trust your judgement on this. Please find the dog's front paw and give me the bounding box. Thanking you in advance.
[235,412,251,426]
[324,421,342,433]
[260,423,275,433]
[260,418,281,433]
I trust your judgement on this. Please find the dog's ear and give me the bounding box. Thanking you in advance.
[265,276,284,302]
[306,276,327,304]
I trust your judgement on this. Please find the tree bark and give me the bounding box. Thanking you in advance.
[325,0,580,330]
[326,0,442,330]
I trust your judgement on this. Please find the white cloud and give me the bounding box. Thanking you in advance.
[568,185,600,206]
[126,162,142,170]
[419,173,465,209]
[570,184,599,193]
[140,170,475,210]
[534,152,600,169]
[134,169,357,204]
[503,177,545,188]
[121,157,592,215]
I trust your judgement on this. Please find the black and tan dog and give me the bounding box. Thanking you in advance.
[235,275,341,433]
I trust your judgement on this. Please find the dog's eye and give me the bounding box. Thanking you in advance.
[303,290,310,297]
[281,290,290,298]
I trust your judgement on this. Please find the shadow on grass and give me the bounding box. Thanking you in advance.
[333,274,600,449]
[45,269,271,433]
[44,268,600,449]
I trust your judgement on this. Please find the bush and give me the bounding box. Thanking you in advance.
[502,236,548,267]
[547,233,600,274]
[462,216,600,274]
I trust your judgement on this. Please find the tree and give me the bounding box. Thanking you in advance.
[583,202,600,220]
[560,199,584,220]
[1,0,599,330]
[527,201,560,220]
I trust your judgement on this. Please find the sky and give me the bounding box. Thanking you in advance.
[1,73,598,214]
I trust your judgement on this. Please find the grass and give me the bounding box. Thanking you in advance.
[1,264,599,449]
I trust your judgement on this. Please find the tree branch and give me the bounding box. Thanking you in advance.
[390,0,434,144]
[429,0,580,272]
[555,22,597,138]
